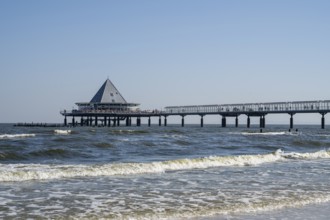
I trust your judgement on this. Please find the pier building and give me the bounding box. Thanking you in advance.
[61,79,330,129]
[61,79,146,127]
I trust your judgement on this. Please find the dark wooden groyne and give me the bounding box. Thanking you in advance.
[14,123,64,127]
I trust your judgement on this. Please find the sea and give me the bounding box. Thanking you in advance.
[1,123,330,219]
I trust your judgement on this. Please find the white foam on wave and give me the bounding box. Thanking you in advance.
[136,194,330,220]
[0,134,36,139]
[242,131,288,136]
[54,130,71,135]
[282,150,330,160]
[315,134,330,137]
[1,149,330,182]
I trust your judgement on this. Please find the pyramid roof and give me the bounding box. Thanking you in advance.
[90,79,127,103]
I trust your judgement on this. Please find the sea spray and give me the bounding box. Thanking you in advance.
[0,134,35,139]
[54,130,71,135]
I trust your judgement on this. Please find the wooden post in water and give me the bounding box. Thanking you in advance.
[321,113,326,129]
[95,116,98,126]
[263,116,266,128]
[64,116,67,126]
[126,117,129,126]
[290,114,294,129]
[221,116,226,128]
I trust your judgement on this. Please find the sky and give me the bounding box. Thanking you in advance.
[0,0,330,124]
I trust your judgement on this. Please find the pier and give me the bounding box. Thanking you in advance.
[62,100,330,129]
[59,79,330,129]
[163,101,329,129]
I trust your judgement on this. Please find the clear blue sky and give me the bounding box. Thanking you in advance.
[1,0,330,124]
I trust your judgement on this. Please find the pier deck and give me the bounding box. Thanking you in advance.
[164,100,330,116]
[60,100,330,129]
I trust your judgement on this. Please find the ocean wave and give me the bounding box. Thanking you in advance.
[241,131,294,136]
[291,140,326,148]
[0,134,36,139]
[121,194,330,220]
[109,130,149,135]
[1,150,329,182]
[54,130,71,135]
[0,152,26,161]
[282,150,330,159]
[29,148,73,158]
[0,148,82,162]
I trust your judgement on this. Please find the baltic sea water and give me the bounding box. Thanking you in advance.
[1,123,330,219]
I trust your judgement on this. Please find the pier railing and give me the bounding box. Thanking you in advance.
[164,100,330,115]
[60,109,162,116]
[61,100,330,117]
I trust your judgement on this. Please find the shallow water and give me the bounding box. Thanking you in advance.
[1,124,330,219]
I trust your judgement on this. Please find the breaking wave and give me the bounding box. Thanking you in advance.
[54,130,71,135]
[1,150,329,182]
[241,131,295,136]
[0,134,36,139]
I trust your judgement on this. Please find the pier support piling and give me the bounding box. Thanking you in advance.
[159,116,162,126]
[201,115,204,127]
[235,116,238,127]
[95,116,98,126]
[263,116,266,128]
[126,117,130,126]
[181,116,185,127]
[247,116,250,128]
[290,114,294,129]
[72,117,75,127]
[148,117,151,127]
[221,116,226,128]
[64,117,67,126]
[262,116,266,128]
[260,116,265,128]
[164,116,167,126]
[321,113,326,129]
